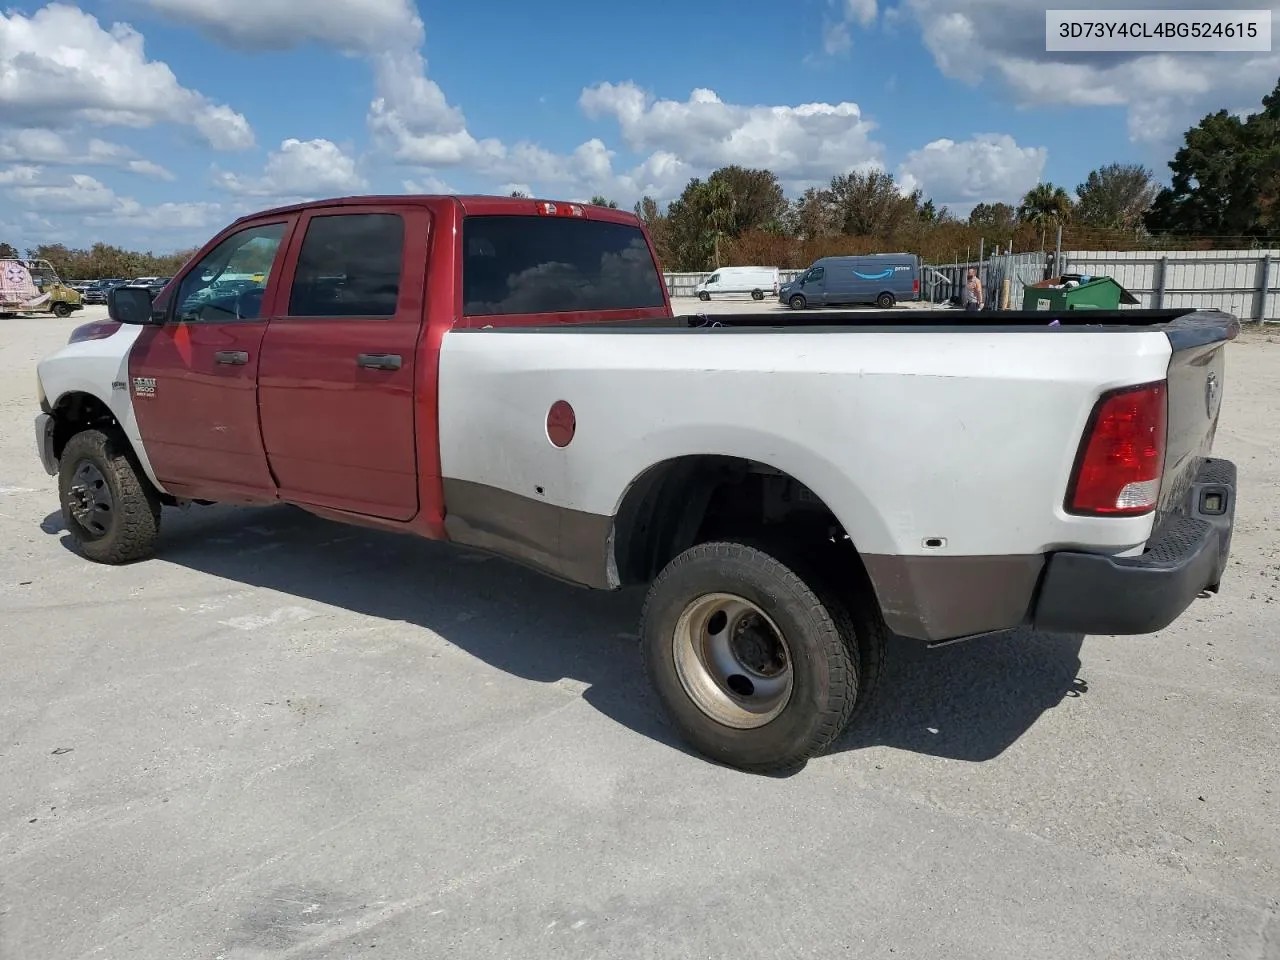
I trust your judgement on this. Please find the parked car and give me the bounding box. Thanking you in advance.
[82,279,128,304]
[32,193,1240,773]
[694,266,780,302]
[780,254,921,309]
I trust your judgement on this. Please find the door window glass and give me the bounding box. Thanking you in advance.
[174,222,286,323]
[287,214,404,318]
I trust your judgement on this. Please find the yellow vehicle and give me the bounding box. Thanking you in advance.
[0,259,84,318]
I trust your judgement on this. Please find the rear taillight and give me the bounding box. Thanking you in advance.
[1067,381,1167,516]
[535,201,585,218]
[912,278,919,293]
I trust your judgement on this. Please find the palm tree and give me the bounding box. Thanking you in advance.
[1017,182,1074,226]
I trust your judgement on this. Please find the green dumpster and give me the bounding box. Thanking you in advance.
[1023,275,1140,311]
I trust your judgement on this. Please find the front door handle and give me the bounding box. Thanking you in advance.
[214,350,249,365]
[357,353,402,371]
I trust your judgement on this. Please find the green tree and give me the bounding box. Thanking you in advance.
[0,241,18,259]
[1145,79,1280,238]
[1017,182,1074,226]
[968,202,1017,232]
[589,195,618,208]
[787,187,835,240]
[825,169,919,237]
[705,165,789,236]
[1075,163,1159,231]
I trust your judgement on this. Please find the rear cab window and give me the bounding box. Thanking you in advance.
[461,215,666,322]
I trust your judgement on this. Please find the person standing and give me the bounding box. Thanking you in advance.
[964,268,984,312]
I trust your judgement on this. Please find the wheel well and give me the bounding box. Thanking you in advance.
[51,392,119,460]
[612,455,864,586]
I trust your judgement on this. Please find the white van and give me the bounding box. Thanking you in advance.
[695,265,781,301]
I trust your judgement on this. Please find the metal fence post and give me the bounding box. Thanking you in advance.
[1258,255,1272,322]
[1155,256,1167,309]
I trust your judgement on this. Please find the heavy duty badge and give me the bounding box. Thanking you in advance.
[132,376,156,398]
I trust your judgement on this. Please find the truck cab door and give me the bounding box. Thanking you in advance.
[257,208,428,522]
[127,219,295,503]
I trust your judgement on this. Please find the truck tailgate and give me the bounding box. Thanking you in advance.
[1157,312,1237,525]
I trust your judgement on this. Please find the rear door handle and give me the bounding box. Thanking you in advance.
[214,350,249,365]
[357,353,402,371]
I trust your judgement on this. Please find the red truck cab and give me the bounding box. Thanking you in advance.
[125,195,671,536]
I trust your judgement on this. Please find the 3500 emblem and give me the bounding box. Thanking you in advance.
[133,377,156,398]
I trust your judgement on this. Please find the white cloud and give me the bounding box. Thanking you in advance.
[844,0,878,27]
[579,82,883,186]
[214,138,366,198]
[136,0,881,203]
[403,176,457,194]
[0,164,42,185]
[0,3,253,150]
[498,182,532,197]
[9,173,119,213]
[4,168,223,232]
[0,127,174,179]
[141,0,423,54]
[874,0,1280,145]
[897,134,1047,210]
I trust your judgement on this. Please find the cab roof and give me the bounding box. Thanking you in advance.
[233,194,641,226]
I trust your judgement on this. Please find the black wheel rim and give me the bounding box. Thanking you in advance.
[67,459,114,540]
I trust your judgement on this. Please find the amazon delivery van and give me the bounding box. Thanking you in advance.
[695,265,781,301]
[778,254,920,309]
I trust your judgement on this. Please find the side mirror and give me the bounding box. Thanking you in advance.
[108,285,157,325]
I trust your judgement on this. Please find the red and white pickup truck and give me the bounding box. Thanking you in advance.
[34,194,1239,772]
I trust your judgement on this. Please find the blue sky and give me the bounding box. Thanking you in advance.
[1,0,1276,252]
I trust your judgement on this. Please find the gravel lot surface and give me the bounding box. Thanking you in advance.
[3,306,1278,960]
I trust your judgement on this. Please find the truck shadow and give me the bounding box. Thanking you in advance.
[46,504,1087,770]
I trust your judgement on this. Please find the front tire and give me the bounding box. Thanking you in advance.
[788,294,807,310]
[640,541,867,773]
[58,429,161,564]
[698,291,711,302]
[751,289,764,301]
[52,302,73,318]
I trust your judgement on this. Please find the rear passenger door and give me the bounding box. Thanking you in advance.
[257,208,430,521]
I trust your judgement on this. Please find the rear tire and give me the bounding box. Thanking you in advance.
[876,292,896,309]
[640,540,868,773]
[751,289,764,301]
[788,295,807,310]
[698,291,711,302]
[58,428,161,564]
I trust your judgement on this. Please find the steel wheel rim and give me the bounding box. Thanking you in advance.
[67,459,113,541]
[671,592,794,729]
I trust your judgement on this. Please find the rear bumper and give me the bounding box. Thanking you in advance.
[35,413,57,476]
[1032,458,1236,635]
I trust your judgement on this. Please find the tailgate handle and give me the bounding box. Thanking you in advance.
[357,353,402,371]
[214,350,248,365]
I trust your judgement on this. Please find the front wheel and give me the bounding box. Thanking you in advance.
[51,302,73,318]
[788,294,807,310]
[751,289,764,301]
[58,429,161,564]
[640,541,873,773]
[698,291,711,302]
